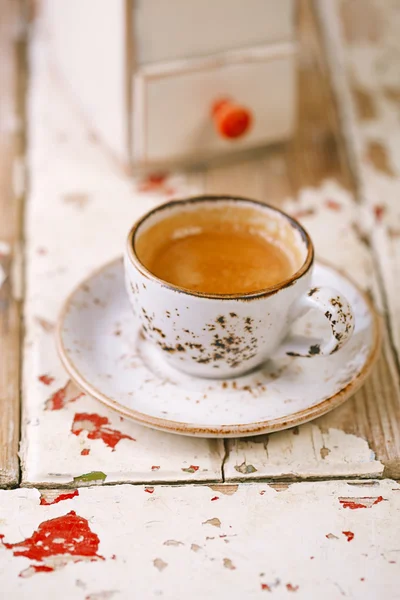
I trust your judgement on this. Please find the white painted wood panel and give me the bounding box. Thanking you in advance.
[133,45,296,165]
[23,29,221,486]
[134,0,295,64]
[43,0,129,164]
[0,481,399,598]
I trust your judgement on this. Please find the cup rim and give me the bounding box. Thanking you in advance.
[126,195,314,300]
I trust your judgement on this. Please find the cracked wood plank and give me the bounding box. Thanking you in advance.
[0,0,25,486]
[0,480,399,598]
[207,0,400,480]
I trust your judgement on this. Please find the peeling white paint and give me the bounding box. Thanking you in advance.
[225,425,384,480]
[0,481,399,598]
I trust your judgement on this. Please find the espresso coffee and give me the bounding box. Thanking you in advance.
[146,228,294,294]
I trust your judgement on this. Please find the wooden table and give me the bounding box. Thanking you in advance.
[1,1,400,597]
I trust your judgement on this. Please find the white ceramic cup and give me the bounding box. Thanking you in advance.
[125,196,354,378]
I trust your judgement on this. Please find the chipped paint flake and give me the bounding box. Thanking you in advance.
[202,518,221,528]
[223,558,236,570]
[191,543,201,552]
[365,141,395,176]
[286,583,299,592]
[234,462,257,474]
[72,472,107,485]
[326,533,339,540]
[153,558,168,572]
[181,465,199,474]
[40,490,79,506]
[342,531,355,542]
[71,413,135,451]
[34,316,55,332]
[0,511,103,577]
[38,374,55,386]
[339,496,385,509]
[209,485,238,496]
[85,592,118,600]
[163,540,183,547]
[261,583,271,591]
[45,380,83,411]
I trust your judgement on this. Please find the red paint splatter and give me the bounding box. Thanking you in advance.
[261,583,271,591]
[325,199,342,211]
[81,449,90,456]
[340,500,367,509]
[38,374,54,386]
[40,490,79,506]
[71,413,135,451]
[211,496,219,501]
[389,560,396,564]
[0,511,104,577]
[145,487,154,494]
[286,583,299,592]
[310,556,314,560]
[151,466,160,471]
[374,205,385,221]
[260,490,266,495]
[361,578,365,581]
[138,173,175,195]
[31,565,54,574]
[111,554,117,560]
[181,465,200,473]
[45,380,84,411]
[339,496,384,509]
[343,531,354,542]
[292,208,315,220]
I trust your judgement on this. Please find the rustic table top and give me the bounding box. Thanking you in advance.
[1,0,400,598]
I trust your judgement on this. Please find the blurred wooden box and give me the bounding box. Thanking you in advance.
[44,0,297,170]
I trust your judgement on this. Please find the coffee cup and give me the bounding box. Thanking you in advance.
[124,195,354,378]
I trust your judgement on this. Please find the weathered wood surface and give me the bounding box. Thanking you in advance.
[317,0,400,363]
[22,25,222,486]
[0,0,25,487]
[1,480,400,598]
[207,0,400,480]
[21,0,400,485]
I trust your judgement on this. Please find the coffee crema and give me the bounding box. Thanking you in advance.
[145,227,295,294]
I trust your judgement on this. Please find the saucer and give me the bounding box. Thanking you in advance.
[57,259,381,438]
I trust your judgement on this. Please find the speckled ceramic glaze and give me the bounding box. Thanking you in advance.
[124,196,354,378]
[56,259,380,438]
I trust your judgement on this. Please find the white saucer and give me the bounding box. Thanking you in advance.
[57,259,381,438]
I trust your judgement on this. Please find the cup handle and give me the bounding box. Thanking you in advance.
[285,286,355,357]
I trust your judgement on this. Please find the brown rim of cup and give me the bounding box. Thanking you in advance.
[126,195,315,300]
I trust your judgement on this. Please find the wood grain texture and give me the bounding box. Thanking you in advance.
[0,0,25,487]
[206,0,400,479]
